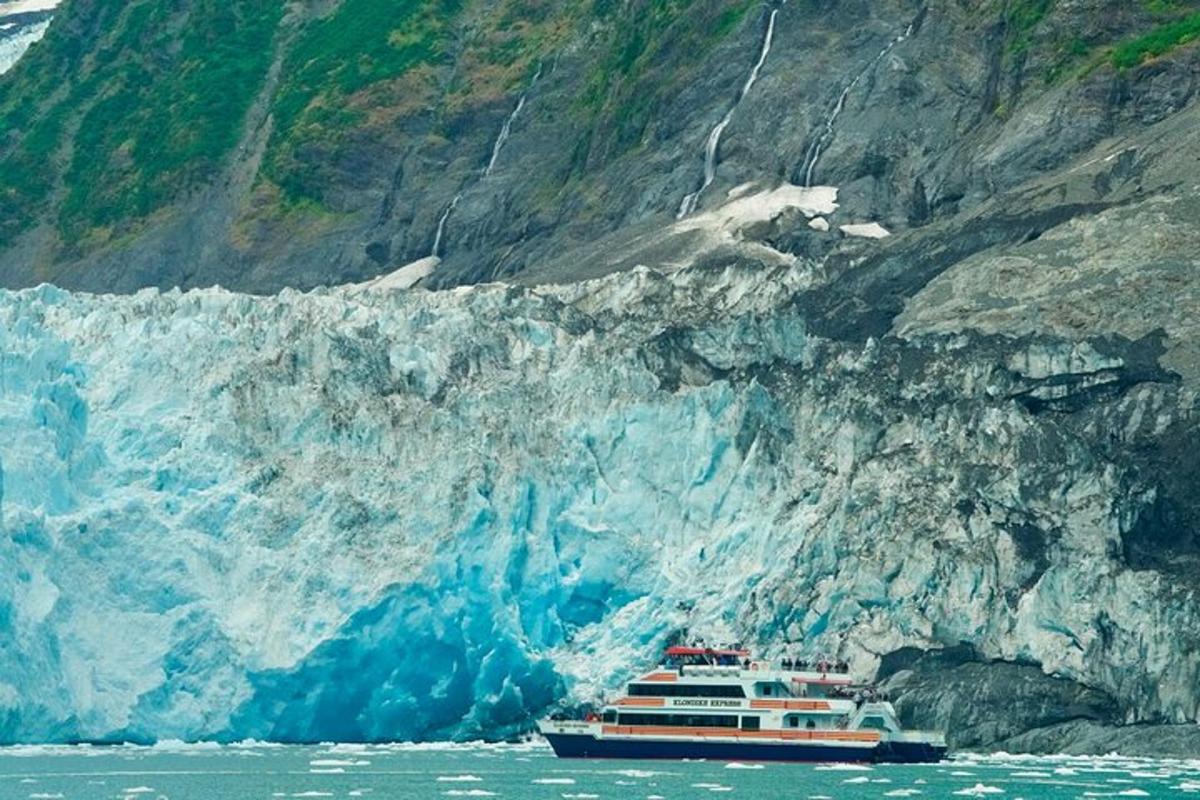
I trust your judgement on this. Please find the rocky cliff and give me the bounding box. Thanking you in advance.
[0,0,1198,752]
[0,0,1198,294]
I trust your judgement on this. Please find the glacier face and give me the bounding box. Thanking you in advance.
[0,266,1197,744]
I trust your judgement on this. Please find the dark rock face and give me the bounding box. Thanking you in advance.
[0,0,1198,295]
[879,646,1120,749]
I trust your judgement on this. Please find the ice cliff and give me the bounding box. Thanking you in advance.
[1,259,1197,748]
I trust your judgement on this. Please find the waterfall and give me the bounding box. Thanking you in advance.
[677,7,779,219]
[801,21,916,188]
[433,64,542,259]
[431,194,460,258]
[484,63,542,177]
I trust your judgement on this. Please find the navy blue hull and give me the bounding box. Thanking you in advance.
[545,733,945,764]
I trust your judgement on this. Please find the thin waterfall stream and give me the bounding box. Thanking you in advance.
[677,7,779,218]
[801,20,916,187]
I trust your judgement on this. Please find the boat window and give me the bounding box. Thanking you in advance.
[602,710,617,723]
[787,715,799,728]
[859,715,891,730]
[740,716,760,731]
[761,684,772,696]
[806,718,816,730]
[629,683,745,698]
[616,713,739,728]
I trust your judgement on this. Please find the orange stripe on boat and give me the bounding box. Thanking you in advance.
[614,697,666,707]
[639,672,679,682]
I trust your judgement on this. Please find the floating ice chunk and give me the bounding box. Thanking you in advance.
[844,777,872,784]
[840,222,891,239]
[309,768,344,774]
[443,792,496,798]
[884,790,922,797]
[29,794,64,799]
[953,785,1004,796]
[809,216,830,232]
[437,776,483,782]
[817,764,873,771]
[533,778,576,784]
[726,762,763,770]
[122,789,155,795]
[561,795,599,799]
[292,794,334,799]
[1009,772,1051,778]
[950,772,975,777]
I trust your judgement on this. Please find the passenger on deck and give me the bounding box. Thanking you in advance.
[782,657,793,670]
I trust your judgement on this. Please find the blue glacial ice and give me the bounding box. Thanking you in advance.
[0,264,1196,743]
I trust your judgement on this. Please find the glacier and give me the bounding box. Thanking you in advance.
[0,262,1198,745]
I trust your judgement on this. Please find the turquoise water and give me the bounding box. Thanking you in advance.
[0,742,1197,800]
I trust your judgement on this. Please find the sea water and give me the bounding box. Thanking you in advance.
[0,742,1197,800]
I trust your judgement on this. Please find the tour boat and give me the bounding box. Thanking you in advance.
[538,645,947,763]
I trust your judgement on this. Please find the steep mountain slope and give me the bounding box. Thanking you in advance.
[0,0,1198,293]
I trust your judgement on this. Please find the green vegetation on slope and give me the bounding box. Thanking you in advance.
[1111,12,1200,68]
[0,0,284,251]
[263,0,464,205]
[575,0,755,168]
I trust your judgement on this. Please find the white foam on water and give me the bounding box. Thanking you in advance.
[291,794,334,799]
[884,790,921,797]
[844,777,871,784]
[443,792,495,798]
[561,795,599,799]
[309,758,369,766]
[533,778,576,784]
[726,762,763,770]
[953,785,1004,796]
[950,772,975,777]
[309,768,344,774]
[817,764,873,772]
[871,779,892,783]
[437,775,484,782]
[1009,772,1051,778]
[123,788,155,795]
[29,794,64,799]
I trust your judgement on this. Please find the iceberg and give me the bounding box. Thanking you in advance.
[0,263,1196,744]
